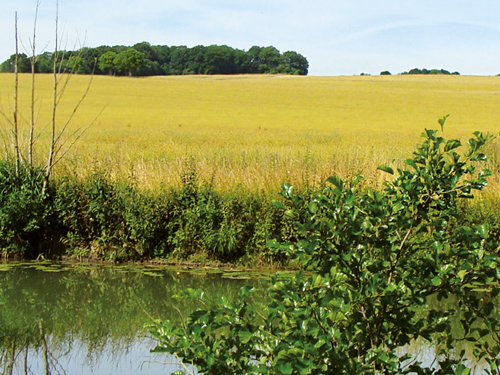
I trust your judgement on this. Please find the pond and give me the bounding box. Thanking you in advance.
[0,261,268,375]
[0,261,490,374]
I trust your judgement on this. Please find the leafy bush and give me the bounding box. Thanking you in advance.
[53,168,290,263]
[165,182,275,263]
[162,160,293,264]
[0,160,57,257]
[55,172,172,261]
[150,120,500,374]
[55,172,124,259]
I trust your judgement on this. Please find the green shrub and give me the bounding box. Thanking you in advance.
[150,120,500,374]
[118,184,171,258]
[55,172,123,259]
[54,169,289,263]
[0,160,58,257]
[55,172,171,261]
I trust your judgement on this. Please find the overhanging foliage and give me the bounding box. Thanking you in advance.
[150,118,500,374]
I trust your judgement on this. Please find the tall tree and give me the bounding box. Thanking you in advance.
[247,46,263,73]
[35,52,53,73]
[204,45,236,74]
[169,46,190,75]
[67,55,84,73]
[98,51,117,75]
[113,48,144,76]
[258,46,281,73]
[282,51,309,75]
[0,53,31,73]
[186,45,207,74]
[133,41,156,61]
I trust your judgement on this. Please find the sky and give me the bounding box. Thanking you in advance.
[1,0,500,76]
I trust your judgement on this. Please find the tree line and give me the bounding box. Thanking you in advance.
[0,42,309,76]
[380,68,460,75]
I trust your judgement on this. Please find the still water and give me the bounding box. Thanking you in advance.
[0,261,261,375]
[0,261,491,374]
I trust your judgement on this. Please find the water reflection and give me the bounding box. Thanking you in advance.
[0,262,492,374]
[0,262,257,375]
[1,334,193,375]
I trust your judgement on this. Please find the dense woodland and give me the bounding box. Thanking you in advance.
[0,42,309,76]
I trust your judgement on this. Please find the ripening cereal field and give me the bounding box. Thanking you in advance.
[1,73,499,193]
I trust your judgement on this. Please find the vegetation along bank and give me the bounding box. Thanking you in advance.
[150,121,500,373]
[1,125,500,268]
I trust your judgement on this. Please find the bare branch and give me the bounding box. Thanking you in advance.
[6,1,97,196]
[28,1,41,168]
[13,11,21,174]
[54,69,95,145]
[51,105,105,169]
[44,0,60,187]
[42,0,98,193]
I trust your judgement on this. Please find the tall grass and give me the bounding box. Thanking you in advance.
[1,74,499,193]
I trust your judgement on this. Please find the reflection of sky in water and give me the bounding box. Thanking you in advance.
[397,337,488,374]
[4,336,490,375]
[0,263,493,374]
[5,335,197,375]
[0,263,248,375]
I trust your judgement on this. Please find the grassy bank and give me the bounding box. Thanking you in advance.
[1,155,499,264]
[0,159,302,264]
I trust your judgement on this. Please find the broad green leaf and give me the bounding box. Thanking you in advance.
[280,363,293,375]
[480,169,493,177]
[457,270,467,281]
[272,201,286,209]
[424,128,438,140]
[326,175,343,190]
[307,202,318,214]
[471,153,487,161]
[468,137,478,151]
[377,165,394,175]
[438,114,449,131]
[392,203,403,213]
[476,224,489,239]
[431,277,441,286]
[404,159,418,170]
[444,139,461,152]
[238,329,253,344]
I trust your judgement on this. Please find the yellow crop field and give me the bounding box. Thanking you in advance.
[0,73,499,193]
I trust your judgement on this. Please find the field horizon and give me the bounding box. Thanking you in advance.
[0,73,499,194]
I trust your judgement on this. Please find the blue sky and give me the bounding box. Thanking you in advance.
[2,0,500,76]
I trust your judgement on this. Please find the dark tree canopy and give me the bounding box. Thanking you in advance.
[0,42,309,76]
[0,53,31,73]
[402,68,460,75]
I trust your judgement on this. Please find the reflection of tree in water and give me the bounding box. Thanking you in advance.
[0,326,167,375]
[0,263,265,374]
[1,322,65,375]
